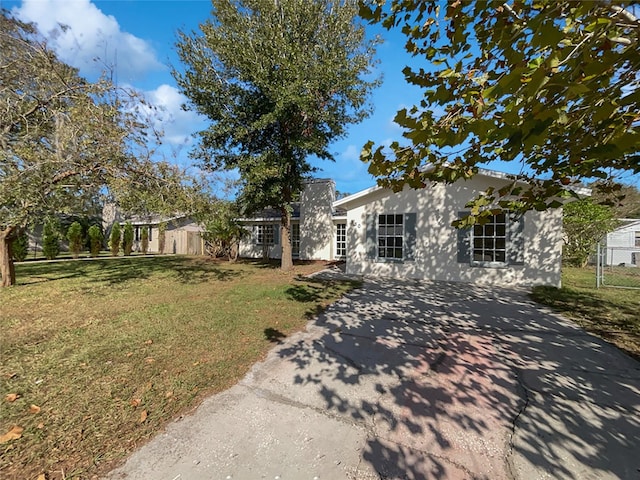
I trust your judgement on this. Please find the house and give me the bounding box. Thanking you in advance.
[604,219,640,266]
[104,204,205,255]
[238,172,567,287]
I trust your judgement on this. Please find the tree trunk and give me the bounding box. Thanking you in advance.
[280,209,293,271]
[0,227,17,287]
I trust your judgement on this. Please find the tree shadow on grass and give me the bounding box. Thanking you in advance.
[285,275,362,318]
[15,256,243,287]
[531,285,640,360]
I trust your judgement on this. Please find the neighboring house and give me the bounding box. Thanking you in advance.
[238,172,568,287]
[105,204,205,255]
[127,215,205,255]
[604,219,640,266]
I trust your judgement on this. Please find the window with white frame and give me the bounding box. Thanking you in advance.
[635,231,640,248]
[336,223,346,257]
[471,213,508,265]
[256,224,274,245]
[378,214,403,259]
[291,223,300,257]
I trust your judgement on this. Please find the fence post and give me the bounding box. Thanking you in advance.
[596,242,601,289]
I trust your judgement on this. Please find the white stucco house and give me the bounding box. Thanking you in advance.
[604,219,640,266]
[238,171,565,287]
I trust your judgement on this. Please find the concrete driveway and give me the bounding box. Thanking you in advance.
[107,277,640,480]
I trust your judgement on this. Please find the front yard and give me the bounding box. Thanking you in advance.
[0,257,358,480]
[531,266,640,360]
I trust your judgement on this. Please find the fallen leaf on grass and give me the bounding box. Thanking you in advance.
[144,339,153,345]
[29,404,41,414]
[165,391,173,399]
[36,474,47,480]
[0,426,23,443]
[36,423,44,429]
[130,398,142,408]
[5,393,20,402]
[144,357,155,364]
[139,410,148,423]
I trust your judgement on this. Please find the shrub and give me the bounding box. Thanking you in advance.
[122,222,134,256]
[141,227,149,254]
[42,218,60,260]
[88,225,103,257]
[109,222,121,256]
[158,222,166,254]
[67,221,83,259]
[12,231,29,262]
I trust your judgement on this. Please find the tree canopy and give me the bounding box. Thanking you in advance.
[174,0,379,269]
[360,0,640,224]
[0,12,193,286]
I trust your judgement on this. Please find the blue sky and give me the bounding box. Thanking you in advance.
[6,0,432,195]
[8,0,636,195]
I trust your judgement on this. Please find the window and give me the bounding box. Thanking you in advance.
[472,213,507,266]
[635,231,640,248]
[378,214,403,260]
[148,227,152,242]
[291,223,300,257]
[457,211,524,267]
[134,227,140,242]
[256,224,274,245]
[336,223,346,257]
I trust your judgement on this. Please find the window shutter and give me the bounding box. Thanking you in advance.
[365,214,377,259]
[273,224,280,245]
[508,214,525,265]
[456,211,471,263]
[404,213,416,261]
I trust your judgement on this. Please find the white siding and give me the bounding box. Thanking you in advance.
[341,178,563,287]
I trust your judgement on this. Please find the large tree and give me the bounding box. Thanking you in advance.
[360,1,639,224]
[174,0,378,270]
[0,12,189,286]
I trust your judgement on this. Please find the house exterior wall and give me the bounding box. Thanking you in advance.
[341,177,563,287]
[238,179,336,261]
[238,220,283,259]
[299,179,335,260]
[605,221,640,265]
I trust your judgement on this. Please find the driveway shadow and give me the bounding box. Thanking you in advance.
[272,278,640,479]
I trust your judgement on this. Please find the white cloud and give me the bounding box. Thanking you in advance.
[145,84,207,147]
[12,0,163,80]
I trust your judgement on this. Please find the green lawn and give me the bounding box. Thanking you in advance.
[0,257,359,480]
[531,266,640,360]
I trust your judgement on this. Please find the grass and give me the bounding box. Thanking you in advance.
[0,256,360,480]
[531,266,640,360]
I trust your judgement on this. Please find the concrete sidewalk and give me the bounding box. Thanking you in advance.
[107,278,640,479]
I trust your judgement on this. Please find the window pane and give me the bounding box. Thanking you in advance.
[396,214,403,225]
[496,213,506,224]
[394,248,403,258]
[495,251,506,262]
[486,225,494,236]
[474,225,483,236]
[395,225,403,235]
[496,225,506,237]
[496,238,505,250]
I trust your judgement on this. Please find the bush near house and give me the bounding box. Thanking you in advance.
[109,222,121,256]
[122,222,134,256]
[42,218,60,260]
[67,221,84,259]
[141,227,149,254]
[11,231,29,262]
[88,225,103,257]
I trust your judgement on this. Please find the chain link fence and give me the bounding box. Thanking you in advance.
[596,242,640,289]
